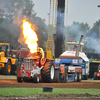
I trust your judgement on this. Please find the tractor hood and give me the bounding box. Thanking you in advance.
[59,51,89,61]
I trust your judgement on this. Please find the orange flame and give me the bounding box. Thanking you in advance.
[22,20,38,53]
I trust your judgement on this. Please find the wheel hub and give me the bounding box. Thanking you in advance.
[8,65,11,73]
[50,65,54,79]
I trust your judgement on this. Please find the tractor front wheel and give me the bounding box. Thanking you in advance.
[17,76,22,83]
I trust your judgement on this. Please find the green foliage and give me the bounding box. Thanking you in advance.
[67,20,100,54]
[0,18,20,49]
[0,88,100,96]
[0,0,100,52]
[0,0,48,50]
[83,20,100,54]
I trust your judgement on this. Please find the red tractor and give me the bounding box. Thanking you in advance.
[17,47,55,83]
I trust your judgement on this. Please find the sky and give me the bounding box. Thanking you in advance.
[33,0,100,28]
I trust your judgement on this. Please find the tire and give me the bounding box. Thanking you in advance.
[41,61,55,83]
[64,73,68,83]
[11,65,17,75]
[77,72,81,82]
[23,78,28,82]
[34,74,39,83]
[81,75,88,80]
[3,61,11,75]
[84,75,88,80]
[81,75,84,80]
[94,72,97,80]
[54,69,60,83]
[59,73,64,83]
[60,68,68,83]
[98,65,100,70]
[17,76,22,83]
[74,73,77,82]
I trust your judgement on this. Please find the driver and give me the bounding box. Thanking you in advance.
[34,47,44,60]
[73,45,77,51]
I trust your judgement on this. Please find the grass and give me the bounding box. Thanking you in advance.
[0,88,100,96]
[0,75,16,79]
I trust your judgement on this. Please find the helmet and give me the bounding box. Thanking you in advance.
[37,47,41,53]
[36,47,44,59]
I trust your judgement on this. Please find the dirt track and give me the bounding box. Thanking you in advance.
[0,78,100,88]
[0,75,100,100]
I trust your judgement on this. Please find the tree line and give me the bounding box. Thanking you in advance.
[0,0,100,54]
[0,0,47,50]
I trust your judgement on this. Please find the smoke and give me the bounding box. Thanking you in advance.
[67,23,84,41]
[67,22,100,54]
[86,32,100,54]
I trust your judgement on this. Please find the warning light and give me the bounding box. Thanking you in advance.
[77,41,79,43]
[71,41,76,42]
[70,41,79,43]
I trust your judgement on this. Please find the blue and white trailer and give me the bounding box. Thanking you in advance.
[54,41,89,82]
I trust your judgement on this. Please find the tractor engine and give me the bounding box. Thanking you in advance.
[22,58,41,77]
[17,57,42,83]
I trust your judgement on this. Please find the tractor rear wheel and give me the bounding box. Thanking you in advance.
[3,61,11,75]
[11,65,17,75]
[41,61,55,83]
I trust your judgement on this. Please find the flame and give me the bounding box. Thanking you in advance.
[22,20,38,53]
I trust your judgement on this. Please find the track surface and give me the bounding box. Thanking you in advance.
[0,75,100,100]
[0,75,100,88]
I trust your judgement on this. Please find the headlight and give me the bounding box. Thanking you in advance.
[72,59,78,63]
[55,59,60,63]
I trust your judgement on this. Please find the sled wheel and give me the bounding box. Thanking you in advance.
[54,69,60,83]
[77,72,82,82]
[74,73,77,82]
[64,68,68,83]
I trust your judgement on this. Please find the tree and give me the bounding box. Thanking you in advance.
[0,0,48,50]
[85,20,100,54]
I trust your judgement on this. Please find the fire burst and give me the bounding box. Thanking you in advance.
[22,20,38,53]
